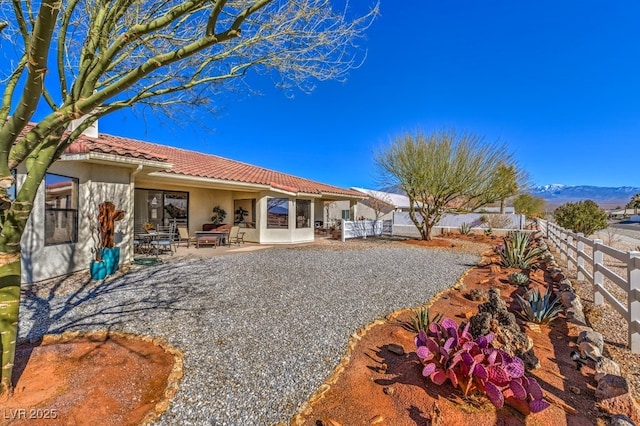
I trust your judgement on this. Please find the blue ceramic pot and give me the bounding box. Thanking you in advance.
[90,260,107,280]
[101,247,120,275]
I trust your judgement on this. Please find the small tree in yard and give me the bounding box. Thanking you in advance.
[0,0,377,394]
[376,129,525,240]
[554,200,608,236]
[513,193,546,218]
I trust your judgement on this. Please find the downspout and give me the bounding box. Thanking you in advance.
[127,165,144,261]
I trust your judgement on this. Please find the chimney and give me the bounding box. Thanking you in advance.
[68,114,98,138]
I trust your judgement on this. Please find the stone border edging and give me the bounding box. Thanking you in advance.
[538,234,639,425]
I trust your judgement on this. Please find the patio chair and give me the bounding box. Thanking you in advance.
[150,223,175,255]
[176,224,195,249]
[228,225,245,246]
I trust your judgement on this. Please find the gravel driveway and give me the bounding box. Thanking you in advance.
[20,244,477,425]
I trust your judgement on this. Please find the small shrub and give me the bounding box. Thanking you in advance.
[508,272,530,286]
[415,317,550,412]
[483,227,493,237]
[459,223,471,235]
[516,283,563,325]
[410,307,442,333]
[499,231,544,269]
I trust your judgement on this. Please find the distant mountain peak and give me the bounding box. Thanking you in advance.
[531,184,640,209]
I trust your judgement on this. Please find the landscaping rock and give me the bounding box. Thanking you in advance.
[599,397,640,424]
[596,375,629,400]
[578,330,604,354]
[387,344,405,356]
[610,414,636,426]
[595,357,622,382]
[469,289,539,370]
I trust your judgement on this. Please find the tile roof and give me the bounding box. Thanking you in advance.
[65,130,361,197]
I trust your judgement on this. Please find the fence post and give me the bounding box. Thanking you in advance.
[593,239,604,306]
[567,235,574,271]
[560,230,567,262]
[628,251,640,353]
[577,233,584,280]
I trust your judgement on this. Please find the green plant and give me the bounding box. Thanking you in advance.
[459,222,471,235]
[483,227,493,237]
[554,200,608,236]
[508,272,530,286]
[211,206,227,225]
[515,283,563,325]
[415,317,550,412]
[410,307,442,333]
[499,231,544,269]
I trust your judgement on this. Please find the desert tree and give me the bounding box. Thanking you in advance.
[0,0,378,394]
[376,129,524,240]
[513,193,546,218]
[554,200,608,236]
[487,163,529,214]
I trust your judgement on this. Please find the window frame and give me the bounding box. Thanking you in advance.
[44,173,79,246]
[295,199,311,228]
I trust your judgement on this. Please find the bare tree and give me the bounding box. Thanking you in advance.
[376,129,524,240]
[0,0,377,394]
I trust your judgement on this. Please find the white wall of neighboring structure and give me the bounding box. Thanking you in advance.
[20,161,132,283]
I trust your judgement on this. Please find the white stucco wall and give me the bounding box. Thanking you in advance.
[257,193,315,244]
[21,161,132,283]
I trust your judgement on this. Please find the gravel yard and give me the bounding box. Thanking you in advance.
[20,242,478,425]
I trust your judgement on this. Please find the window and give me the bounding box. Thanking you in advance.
[296,199,311,228]
[267,198,289,229]
[134,189,189,230]
[234,199,256,228]
[341,209,350,220]
[44,173,78,245]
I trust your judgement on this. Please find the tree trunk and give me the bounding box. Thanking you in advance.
[0,253,21,394]
[500,199,505,214]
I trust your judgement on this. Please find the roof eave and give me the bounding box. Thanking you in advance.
[59,152,171,170]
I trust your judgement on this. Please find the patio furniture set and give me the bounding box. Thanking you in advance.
[134,223,245,256]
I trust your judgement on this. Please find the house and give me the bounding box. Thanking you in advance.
[18,123,364,283]
[323,187,410,225]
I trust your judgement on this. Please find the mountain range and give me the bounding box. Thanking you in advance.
[531,185,640,209]
[382,184,640,210]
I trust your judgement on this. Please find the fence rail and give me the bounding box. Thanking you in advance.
[537,219,640,353]
[341,219,392,241]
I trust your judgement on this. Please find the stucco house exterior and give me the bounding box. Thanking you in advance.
[19,123,363,283]
[324,187,410,225]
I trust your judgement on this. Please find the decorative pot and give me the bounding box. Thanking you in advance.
[90,260,108,280]
[101,247,120,275]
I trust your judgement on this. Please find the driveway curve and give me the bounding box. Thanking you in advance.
[20,244,478,425]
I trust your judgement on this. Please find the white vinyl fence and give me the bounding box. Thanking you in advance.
[340,219,393,241]
[538,219,640,353]
[392,212,525,238]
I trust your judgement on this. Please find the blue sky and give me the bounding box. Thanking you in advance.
[44,1,640,189]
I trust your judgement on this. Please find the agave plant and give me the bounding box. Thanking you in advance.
[516,283,563,325]
[414,317,550,413]
[409,307,443,333]
[508,272,530,286]
[459,222,471,235]
[499,231,544,269]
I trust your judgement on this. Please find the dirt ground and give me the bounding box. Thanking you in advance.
[291,237,607,426]
[0,332,182,426]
